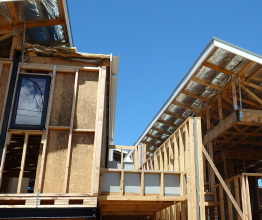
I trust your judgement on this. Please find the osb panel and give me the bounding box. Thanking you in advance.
[0,65,11,124]
[68,132,94,193]
[74,71,98,129]
[50,72,74,126]
[43,130,69,193]
[34,145,42,193]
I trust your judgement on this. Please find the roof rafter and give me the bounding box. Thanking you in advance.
[5,2,19,25]
[191,77,225,91]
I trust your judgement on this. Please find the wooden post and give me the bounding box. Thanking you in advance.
[245,176,252,220]
[222,152,229,180]
[178,129,184,171]
[169,139,174,171]
[218,91,223,121]
[64,69,78,193]
[185,122,193,219]
[189,119,197,219]
[140,172,144,196]
[231,76,238,110]
[219,186,225,220]
[241,175,247,220]
[120,171,124,195]
[234,178,241,220]
[174,134,179,171]
[143,143,147,164]
[10,35,22,60]
[91,66,107,196]
[226,182,233,220]
[17,133,29,193]
[38,65,56,192]
[196,118,206,220]
[137,145,141,168]
[0,133,11,189]
[120,149,124,169]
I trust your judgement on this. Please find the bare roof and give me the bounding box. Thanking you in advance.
[133,37,262,158]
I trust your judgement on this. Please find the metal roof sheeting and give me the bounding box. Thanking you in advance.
[0,0,72,47]
[131,37,262,158]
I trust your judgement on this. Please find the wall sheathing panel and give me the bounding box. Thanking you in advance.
[50,72,74,126]
[42,130,69,193]
[74,71,98,129]
[68,132,94,193]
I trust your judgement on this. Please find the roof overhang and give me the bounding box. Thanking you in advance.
[133,37,262,158]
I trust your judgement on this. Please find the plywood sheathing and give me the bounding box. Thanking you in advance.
[18,43,111,59]
[74,71,99,130]
[50,72,74,126]
[42,130,69,193]
[68,133,94,193]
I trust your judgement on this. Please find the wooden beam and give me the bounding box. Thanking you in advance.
[172,101,200,113]
[214,140,262,146]
[63,69,78,193]
[202,62,233,76]
[0,33,12,42]
[141,141,159,149]
[151,127,171,136]
[231,79,238,110]
[240,83,262,105]
[5,2,19,25]
[0,20,66,31]
[164,110,187,120]
[17,133,28,193]
[181,90,210,102]
[246,65,262,81]
[108,145,137,150]
[191,77,225,91]
[218,93,223,121]
[202,146,243,219]
[91,66,107,196]
[241,80,262,92]
[224,131,262,137]
[146,134,165,142]
[158,119,178,128]
[238,61,256,76]
[203,112,237,146]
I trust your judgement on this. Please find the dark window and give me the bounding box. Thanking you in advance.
[10,74,51,130]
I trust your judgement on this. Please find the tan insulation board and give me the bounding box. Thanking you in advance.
[43,130,69,193]
[34,145,42,193]
[0,65,10,124]
[73,71,98,129]
[68,132,94,193]
[50,72,74,126]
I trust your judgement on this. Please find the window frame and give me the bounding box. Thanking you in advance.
[9,74,51,130]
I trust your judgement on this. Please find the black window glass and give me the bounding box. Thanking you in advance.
[15,77,46,125]
[10,74,51,130]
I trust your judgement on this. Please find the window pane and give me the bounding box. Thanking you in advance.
[15,77,46,125]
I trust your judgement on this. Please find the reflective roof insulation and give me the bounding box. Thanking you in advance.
[132,37,262,159]
[0,0,73,47]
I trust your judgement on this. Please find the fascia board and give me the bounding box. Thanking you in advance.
[213,38,262,64]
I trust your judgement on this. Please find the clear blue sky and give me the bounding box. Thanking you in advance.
[67,0,262,146]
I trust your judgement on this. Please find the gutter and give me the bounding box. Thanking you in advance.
[108,55,119,145]
[63,0,74,47]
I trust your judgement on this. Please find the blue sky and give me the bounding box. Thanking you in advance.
[67,0,262,146]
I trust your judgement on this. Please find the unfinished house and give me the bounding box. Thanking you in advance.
[1,2,262,220]
[0,0,119,219]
